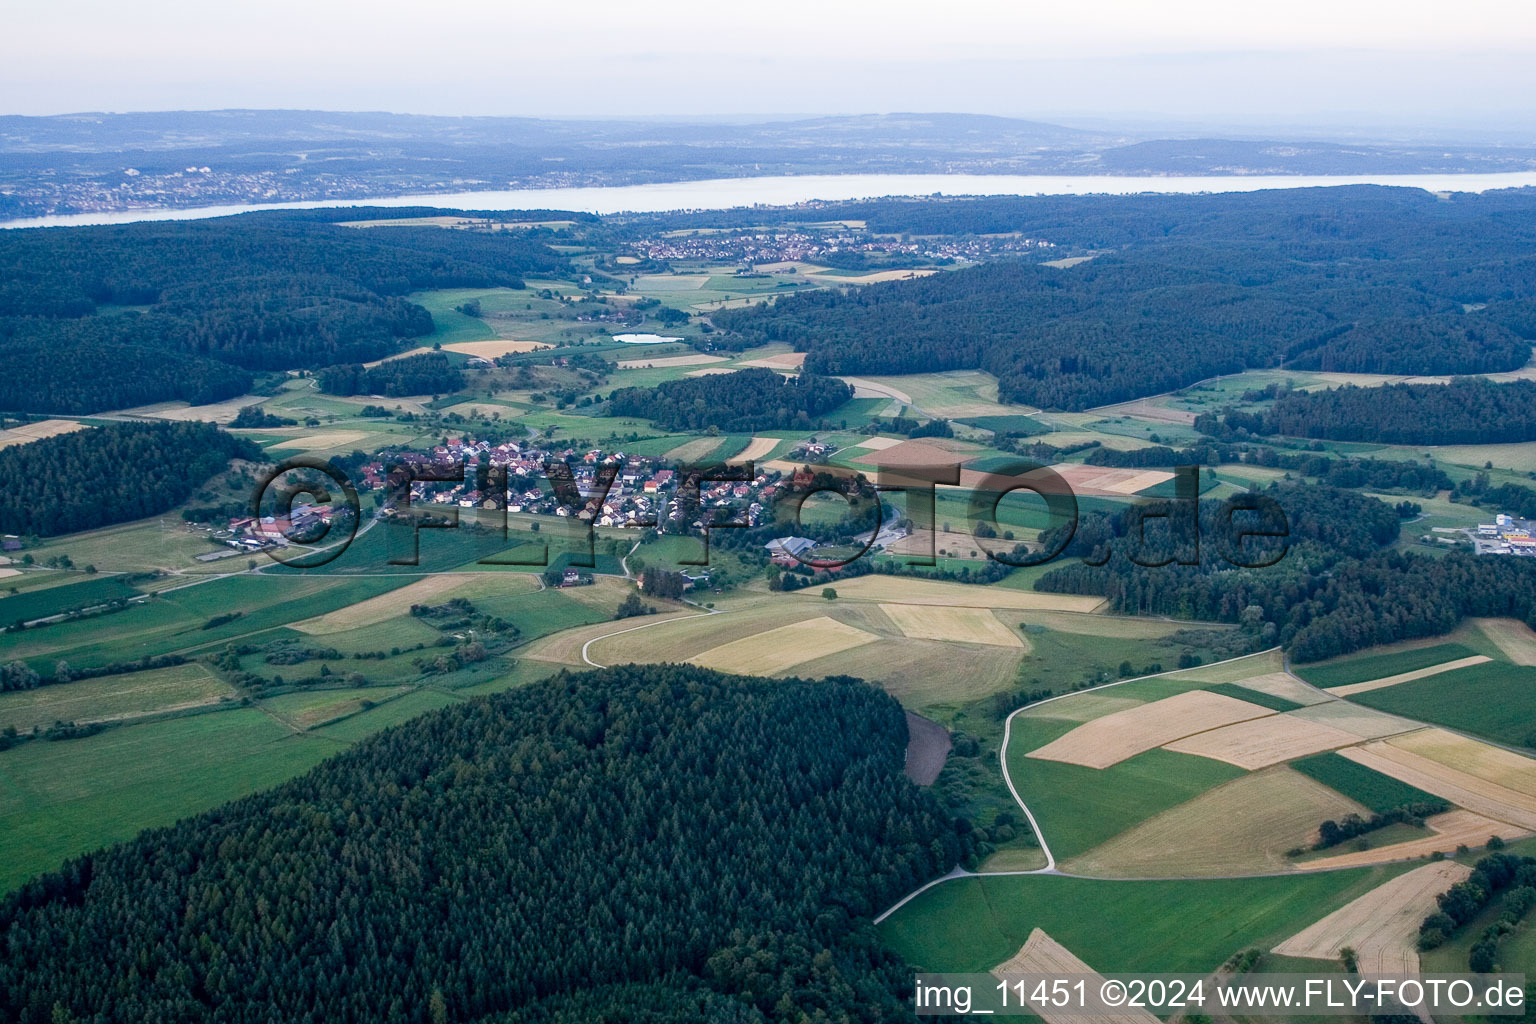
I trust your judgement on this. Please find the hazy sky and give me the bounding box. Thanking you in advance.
[5,0,1536,130]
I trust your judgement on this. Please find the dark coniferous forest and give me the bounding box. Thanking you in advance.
[607,368,854,432]
[0,215,568,413]
[0,665,969,1024]
[0,421,260,536]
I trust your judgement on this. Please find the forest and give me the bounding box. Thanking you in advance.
[0,664,971,1024]
[1032,482,1536,662]
[606,368,854,433]
[0,421,260,537]
[709,189,1536,409]
[1197,378,1536,445]
[318,352,466,397]
[0,214,568,413]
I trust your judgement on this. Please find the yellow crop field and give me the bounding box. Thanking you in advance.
[266,431,371,452]
[728,436,782,463]
[1331,655,1491,697]
[1273,860,1474,972]
[1165,714,1361,770]
[615,353,727,369]
[1064,767,1368,877]
[879,603,1024,648]
[1026,690,1276,770]
[687,616,878,675]
[292,574,477,634]
[1338,739,1536,831]
[1304,810,1522,870]
[0,418,91,448]
[1475,618,1536,665]
[790,636,1024,707]
[1388,728,1536,797]
[804,575,1106,612]
[443,340,549,358]
[993,930,1161,1024]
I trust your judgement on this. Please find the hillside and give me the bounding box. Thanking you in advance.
[0,664,970,1024]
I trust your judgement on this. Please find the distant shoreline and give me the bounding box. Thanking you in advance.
[7,170,1536,229]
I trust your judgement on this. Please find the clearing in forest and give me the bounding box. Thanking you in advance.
[879,603,1024,648]
[1273,860,1474,973]
[1025,690,1276,770]
[1064,767,1369,877]
[687,616,878,676]
[1164,714,1361,770]
[1330,655,1491,697]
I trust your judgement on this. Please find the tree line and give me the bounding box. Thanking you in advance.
[0,664,971,1024]
[318,352,466,397]
[1198,378,1536,446]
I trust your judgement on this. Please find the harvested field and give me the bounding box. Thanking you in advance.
[443,340,549,358]
[738,351,806,369]
[265,431,370,452]
[792,635,1024,707]
[615,353,727,369]
[1026,690,1277,770]
[993,930,1161,1024]
[687,616,878,676]
[1331,655,1492,697]
[728,436,782,464]
[1065,767,1369,876]
[662,436,726,463]
[522,609,703,667]
[1388,728,1536,797]
[1165,715,1361,770]
[1273,860,1474,973]
[1287,701,1420,740]
[852,436,905,451]
[1048,464,1176,497]
[806,575,1106,612]
[683,367,738,376]
[879,603,1024,648]
[885,529,992,562]
[849,439,979,470]
[632,274,710,291]
[1338,739,1536,831]
[1228,672,1335,706]
[812,267,937,284]
[292,574,479,634]
[1303,810,1522,870]
[0,568,19,579]
[904,711,952,785]
[1025,693,1147,723]
[0,418,90,449]
[1475,618,1536,666]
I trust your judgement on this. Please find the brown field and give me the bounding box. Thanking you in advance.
[994,930,1161,1024]
[1164,715,1361,770]
[805,575,1106,612]
[1286,701,1420,740]
[615,353,727,369]
[687,616,878,675]
[0,568,20,579]
[1273,860,1474,972]
[0,418,91,449]
[439,401,522,420]
[904,711,952,785]
[791,635,1024,707]
[739,351,806,369]
[728,436,782,464]
[265,430,370,452]
[117,395,272,424]
[444,340,550,358]
[812,267,938,284]
[293,574,485,634]
[1024,693,1147,723]
[1474,617,1536,666]
[581,604,829,666]
[1338,738,1536,831]
[879,603,1025,648]
[1330,654,1491,696]
[851,436,905,451]
[362,346,433,367]
[850,439,981,470]
[1303,810,1523,870]
[1047,463,1175,497]
[1026,690,1277,770]
[1065,767,1369,876]
[1227,671,1336,706]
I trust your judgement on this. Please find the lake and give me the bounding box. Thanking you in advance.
[6,171,1536,229]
